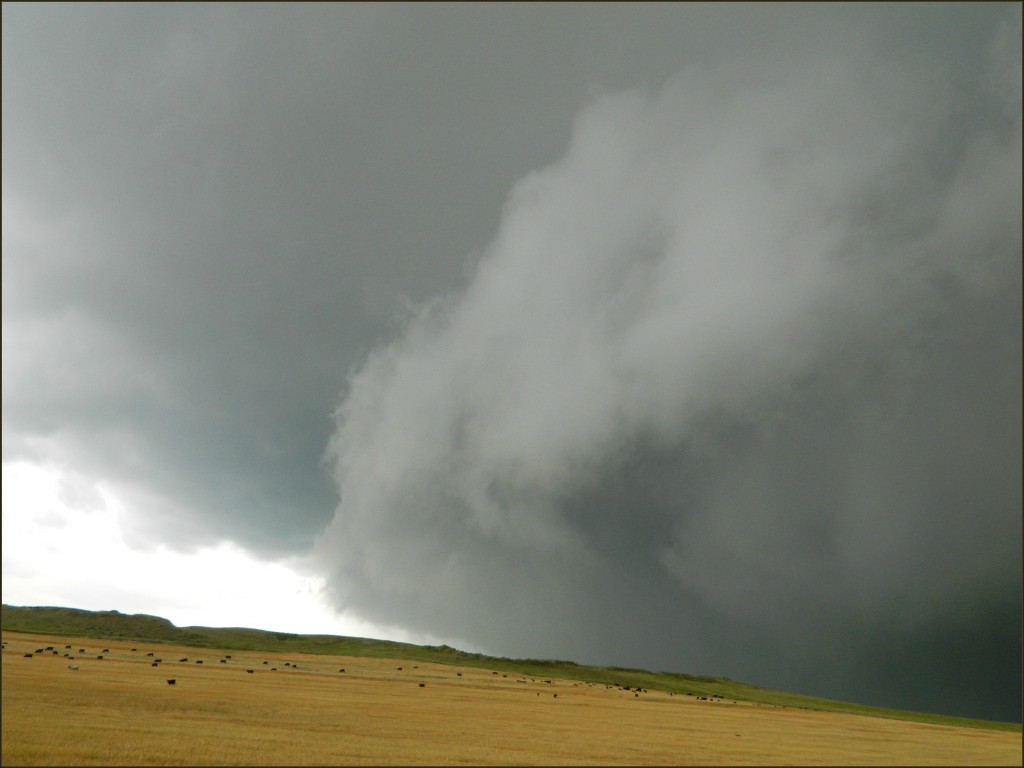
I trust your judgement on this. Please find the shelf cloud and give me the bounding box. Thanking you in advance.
[317,9,1021,719]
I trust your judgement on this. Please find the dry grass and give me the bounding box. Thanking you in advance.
[2,631,1020,765]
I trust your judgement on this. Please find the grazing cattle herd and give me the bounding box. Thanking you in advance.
[1,632,743,710]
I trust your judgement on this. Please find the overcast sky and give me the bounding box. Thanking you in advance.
[3,3,1020,723]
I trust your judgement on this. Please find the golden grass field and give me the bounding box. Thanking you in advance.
[2,631,1020,766]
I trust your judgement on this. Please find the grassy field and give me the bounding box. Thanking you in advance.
[2,604,1019,732]
[3,627,1021,766]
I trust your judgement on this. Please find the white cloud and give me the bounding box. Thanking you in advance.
[1,460,435,643]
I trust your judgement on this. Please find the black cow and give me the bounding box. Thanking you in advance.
[23,653,33,658]
[152,662,159,667]
[96,655,104,660]
[180,658,188,662]
[167,679,176,686]
[195,660,203,664]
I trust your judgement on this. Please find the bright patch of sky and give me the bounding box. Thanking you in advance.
[1,459,443,646]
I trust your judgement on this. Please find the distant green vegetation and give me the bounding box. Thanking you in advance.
[3,603,1018,733]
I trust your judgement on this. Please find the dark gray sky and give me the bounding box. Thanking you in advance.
[3,3,1020,723]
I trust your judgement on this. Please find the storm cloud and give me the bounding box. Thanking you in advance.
[317,8,1021,720]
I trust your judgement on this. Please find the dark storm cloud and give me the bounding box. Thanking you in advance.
[2,2,643,553]
[317,6,1022,722]
[2,1,875,550]
[7,2,822,554]
[3,3,1020,722]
